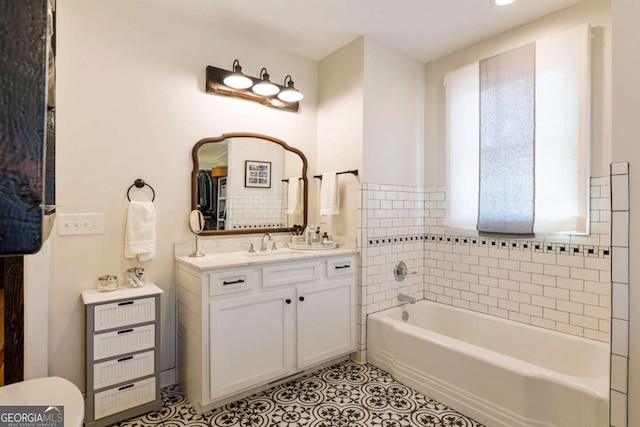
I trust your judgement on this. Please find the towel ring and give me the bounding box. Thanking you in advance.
[127,178,156,202]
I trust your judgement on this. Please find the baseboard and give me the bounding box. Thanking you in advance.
[160,368,177,388]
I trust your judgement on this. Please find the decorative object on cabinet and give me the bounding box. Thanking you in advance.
[82,284,163,427]
[191,133,308,235]
[175,250,357,413]
[205,60,302,112]
[244,160,271,188]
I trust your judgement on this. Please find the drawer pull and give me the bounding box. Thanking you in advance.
[223,279,245,286]
[334,264,350,269]
[117,301,134,306]
[299,296,305,302]
[117,356,134,362]
[285,299,292,304]
[117,329,134,335]
[118,384,135,391]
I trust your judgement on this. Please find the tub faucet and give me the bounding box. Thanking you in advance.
[397,293,416,304]
[260,232,273,252]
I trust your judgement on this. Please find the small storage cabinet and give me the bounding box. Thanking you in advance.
[82,284,163,427]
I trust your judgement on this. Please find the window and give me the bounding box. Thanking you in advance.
[445,23,591,235]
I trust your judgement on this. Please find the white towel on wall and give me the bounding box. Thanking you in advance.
[125,200,156,262]
[287,177,301,215]
[320,172,339,216]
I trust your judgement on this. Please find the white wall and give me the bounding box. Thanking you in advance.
[363,37,425,187]
[55,0,317,390]
[612,0,640,424]
[424,0,612,187]
[317,37,364,238]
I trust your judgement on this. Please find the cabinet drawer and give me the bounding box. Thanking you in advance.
[94,350,155,390]
[94,324,155,361]
[94,297,155,332]
[263,261,321,288]
[327,257,355,277]
[209,269,258,296]
[94,377,156,420]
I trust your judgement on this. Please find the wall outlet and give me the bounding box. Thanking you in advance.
[58,213,104,236]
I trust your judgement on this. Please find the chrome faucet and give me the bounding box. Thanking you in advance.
[397,293,416,304]
[260,232,273,252]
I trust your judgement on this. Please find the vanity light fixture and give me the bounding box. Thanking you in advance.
[205,62,302,112]
[222,59,253,89]
[252,68,280,96]
[277,75,304,102]
[492,0,515,5]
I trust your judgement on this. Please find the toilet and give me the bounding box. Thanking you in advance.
[0,377,84,427]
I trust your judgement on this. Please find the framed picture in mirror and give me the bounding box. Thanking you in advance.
[245,160,271,188]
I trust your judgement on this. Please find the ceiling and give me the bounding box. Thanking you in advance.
[139,0,585,63]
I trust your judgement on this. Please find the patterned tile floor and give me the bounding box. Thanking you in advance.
[111,361,484,427]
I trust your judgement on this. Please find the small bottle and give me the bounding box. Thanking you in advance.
[322,232,329,243]
[315,227,321,244]
[307,225,314,245]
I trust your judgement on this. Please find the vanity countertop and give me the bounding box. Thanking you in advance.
[176,247,358,271]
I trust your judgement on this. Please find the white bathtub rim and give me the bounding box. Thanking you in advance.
[372,313,609,400]
[370,300,609,351]
[369,300,610,374]
[368,346,559,427]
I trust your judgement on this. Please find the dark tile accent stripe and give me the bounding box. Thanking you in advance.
[365,233,610,258]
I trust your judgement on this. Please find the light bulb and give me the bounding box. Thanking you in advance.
[278,88,304,102]
[223,73,253,89]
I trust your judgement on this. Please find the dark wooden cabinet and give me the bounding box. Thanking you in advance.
[0,0,50,255]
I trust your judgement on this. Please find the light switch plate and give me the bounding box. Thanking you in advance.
[58,213,104,236]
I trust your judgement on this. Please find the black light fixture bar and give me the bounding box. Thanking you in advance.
[205,65,300,112]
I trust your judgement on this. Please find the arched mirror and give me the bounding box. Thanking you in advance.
[191,132,308,236]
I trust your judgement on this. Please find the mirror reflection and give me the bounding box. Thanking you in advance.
[191,133,308,236]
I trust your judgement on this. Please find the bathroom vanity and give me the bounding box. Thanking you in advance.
[176,247,357,412]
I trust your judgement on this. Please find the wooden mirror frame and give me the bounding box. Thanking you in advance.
[191,132,308,236]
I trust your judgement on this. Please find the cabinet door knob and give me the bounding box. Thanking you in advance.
[285,299,292,304]
[299,296,305,302]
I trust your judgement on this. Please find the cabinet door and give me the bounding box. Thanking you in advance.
[209,288,295,400]
[296,278,356,369]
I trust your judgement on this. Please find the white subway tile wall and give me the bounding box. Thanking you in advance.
[226,195,286,230]
[357,183,427,359]
[358,177,613,361]
[610,162,629,427]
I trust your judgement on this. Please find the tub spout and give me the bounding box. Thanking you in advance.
[398,293,416,304]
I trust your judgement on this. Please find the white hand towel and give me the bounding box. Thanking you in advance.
[320,172,340,216]
[287,177,301,215]
[125,200,156,262]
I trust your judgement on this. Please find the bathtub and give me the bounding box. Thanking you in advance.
[367,301,609,427]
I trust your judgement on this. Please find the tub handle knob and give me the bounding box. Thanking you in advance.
[394,261,416,281]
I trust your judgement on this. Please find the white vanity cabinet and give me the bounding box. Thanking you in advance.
[209,288,296,398]
[176,249,357,413]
